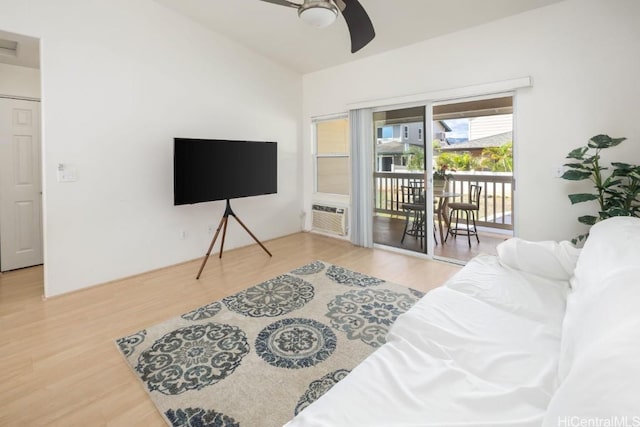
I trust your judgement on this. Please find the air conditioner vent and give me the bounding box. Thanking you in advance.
[311,204,347,236]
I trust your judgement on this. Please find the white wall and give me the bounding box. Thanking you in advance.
[0,63,40,98]
[0,0,303,297]
[303,0,640,242]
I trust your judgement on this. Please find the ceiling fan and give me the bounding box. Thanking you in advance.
[259,0,376,53]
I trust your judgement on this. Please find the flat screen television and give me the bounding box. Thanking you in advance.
[174,138,277,205]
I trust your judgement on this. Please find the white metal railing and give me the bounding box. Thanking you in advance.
[374,171,514,230]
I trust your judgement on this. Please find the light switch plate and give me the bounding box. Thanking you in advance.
[57,165,78,183]
[553,166,565,178]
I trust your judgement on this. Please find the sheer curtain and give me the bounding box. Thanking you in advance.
[349,108,374,247]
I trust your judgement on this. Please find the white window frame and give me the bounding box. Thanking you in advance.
[312,114,350,196]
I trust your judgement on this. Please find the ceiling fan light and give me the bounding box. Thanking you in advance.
[298,2,338,28]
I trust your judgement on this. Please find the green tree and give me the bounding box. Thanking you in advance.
[480,142,513,172]
[433,139,442,154]
[437,151,478,171]
[406,146,425,171]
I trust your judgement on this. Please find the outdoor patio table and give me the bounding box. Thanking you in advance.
[401,191,459,247]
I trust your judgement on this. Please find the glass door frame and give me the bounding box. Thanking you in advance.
[430,92,517,264]
[371,102,437,256]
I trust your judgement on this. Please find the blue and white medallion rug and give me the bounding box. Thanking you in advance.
[116,261,424,427]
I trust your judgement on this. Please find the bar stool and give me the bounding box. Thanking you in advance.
[445,184,482,247]
[400,186,425,248]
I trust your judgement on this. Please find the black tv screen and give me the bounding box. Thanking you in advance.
[174,138,277,205]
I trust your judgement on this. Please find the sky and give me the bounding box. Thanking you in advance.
[444,119,469,140]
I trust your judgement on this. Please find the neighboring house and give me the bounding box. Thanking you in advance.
[440,131,512,157]
[469,114,513,141]
[376,121,451,171]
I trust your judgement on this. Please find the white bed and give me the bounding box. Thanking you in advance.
[285,251,572,426]
[286,217,640,426]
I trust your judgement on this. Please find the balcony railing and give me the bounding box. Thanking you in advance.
[374,172,514,230]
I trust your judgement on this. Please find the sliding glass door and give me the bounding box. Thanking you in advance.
[372,106,432,254]
[431,95,515,263]
[364,94,515,260]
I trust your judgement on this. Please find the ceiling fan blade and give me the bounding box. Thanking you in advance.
[259,0,300,8]
[337,0,375,53]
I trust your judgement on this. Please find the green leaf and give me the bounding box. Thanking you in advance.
[588,134,612,148]
[603,188,624,200]
[608,137,627,147]
[578,215,598,225]
[568,193,598,204]
[563,162,590,170]
[566,147,588,160]
[611,162,634,170]
[602,176,622,187]
[561,170,592,180]
[571,234,589,246]
[606,207,633,217]
[582,155,602,165]
[588,135,626,149]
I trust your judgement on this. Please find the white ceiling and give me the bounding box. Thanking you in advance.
[0,1,565,73]
[154,0,565,74]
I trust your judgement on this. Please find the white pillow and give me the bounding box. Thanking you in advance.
[558,217,640,390]
[443,254,569,324]
[497,238,580,281]
[570,216,640,293]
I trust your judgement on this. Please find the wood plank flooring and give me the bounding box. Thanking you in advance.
[0,232,460,426]
[373,215,510,262]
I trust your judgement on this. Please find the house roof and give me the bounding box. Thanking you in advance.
[376,131,512,155]
[439,121,453,132]
[441,131,512,151]
[376,141,408,155]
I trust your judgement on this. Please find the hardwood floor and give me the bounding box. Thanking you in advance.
[0,232,460,427]
[373,215,510,262]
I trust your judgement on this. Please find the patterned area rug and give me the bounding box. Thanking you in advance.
[116,261,424,427]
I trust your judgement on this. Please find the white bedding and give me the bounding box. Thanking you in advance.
[285,255,569,427]
[543,217,640,424]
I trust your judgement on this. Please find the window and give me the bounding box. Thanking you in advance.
[377,125,393,140]
[314,117,349,195]
[403,125,409,140]
[418,127,423,141]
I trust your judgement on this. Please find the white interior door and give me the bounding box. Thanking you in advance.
[0,98,43,271]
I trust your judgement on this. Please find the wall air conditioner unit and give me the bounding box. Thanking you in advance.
[311,204,348,236]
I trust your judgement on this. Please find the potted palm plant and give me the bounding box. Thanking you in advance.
[561,134,640,244]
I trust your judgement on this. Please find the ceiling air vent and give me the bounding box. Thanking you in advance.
[0,39,18,57]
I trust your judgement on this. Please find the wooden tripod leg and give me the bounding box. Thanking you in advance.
[231,215,273,257]
[196,215,227,279]
[218,214,230,259]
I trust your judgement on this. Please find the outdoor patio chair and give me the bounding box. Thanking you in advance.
[445,184,482,247]
[400,185,425,248]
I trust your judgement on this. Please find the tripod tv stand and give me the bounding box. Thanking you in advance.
[196,199,272,279]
